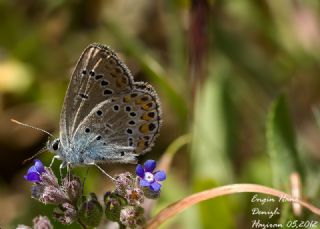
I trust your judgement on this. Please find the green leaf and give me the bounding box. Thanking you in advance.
[191,61,234,183]
[266,95,304,189]
[191,61,234,228]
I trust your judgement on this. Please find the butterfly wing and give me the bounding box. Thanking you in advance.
[71,84,161,164]
[60,44,134,147]
[60,43,161,164]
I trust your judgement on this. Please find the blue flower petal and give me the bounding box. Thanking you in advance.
[27,165,38,174]
[154,171,166,181]
[139,179,151,187]
[136,164,145,178]
[144,160,156,172]
[24,160,46,183]
[150,182,162,192]
[25,172,41,182]
[34,159,45,173]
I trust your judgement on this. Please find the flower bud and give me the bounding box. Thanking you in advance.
[40,168,59,188]
[120,206,145,228]
[53,203,77,225]
[39,186,69,205]
[104,192,127,222]
[62,175,82,203]
[78,193,103,227]
[32,215,53,229]
[125,188,144,205]
[114,172,135,196]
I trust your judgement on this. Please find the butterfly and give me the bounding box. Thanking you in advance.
[47,43,161,170]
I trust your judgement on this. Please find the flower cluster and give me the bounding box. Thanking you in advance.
[104,160,166,228]
[24,160,84,225]
[22,159,166,228]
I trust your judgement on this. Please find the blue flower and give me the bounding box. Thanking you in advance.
[136,160,166,192]
[24,159,45,182]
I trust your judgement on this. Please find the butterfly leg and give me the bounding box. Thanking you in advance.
[59,161,67,178]
[67,162,71,182]
[49,155,60,167]
[90,163,115,181]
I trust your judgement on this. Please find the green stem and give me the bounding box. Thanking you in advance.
[158,134,191,172]
[78,219,87,229]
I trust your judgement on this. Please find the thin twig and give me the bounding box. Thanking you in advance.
[146,183,320,229]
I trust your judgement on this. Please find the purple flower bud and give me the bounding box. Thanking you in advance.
[114,172,135,196]
[62,175,82,203]
[39,186,69,205]
[30,167,69,205]
[120,206,145,228]
[53,203,77,225]
[32,215,53,229]
[40,168,59,188]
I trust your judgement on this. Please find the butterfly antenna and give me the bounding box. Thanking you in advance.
[22,146,47,165]
[11,119,54,138]
[94,163,115,181]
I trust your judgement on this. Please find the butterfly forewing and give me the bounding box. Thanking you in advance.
[60,44,134,146]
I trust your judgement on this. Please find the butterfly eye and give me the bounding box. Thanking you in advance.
[52,140,60,151]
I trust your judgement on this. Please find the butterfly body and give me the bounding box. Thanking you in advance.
[49,137,136,166]
[49,44,161,167]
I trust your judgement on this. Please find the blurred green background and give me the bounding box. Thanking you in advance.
[1,0,320,228]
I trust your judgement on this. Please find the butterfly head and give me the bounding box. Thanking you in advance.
[48,138,62,156]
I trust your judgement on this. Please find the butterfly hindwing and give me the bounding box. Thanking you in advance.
[122,83,161,155]
[70,84,161,164]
